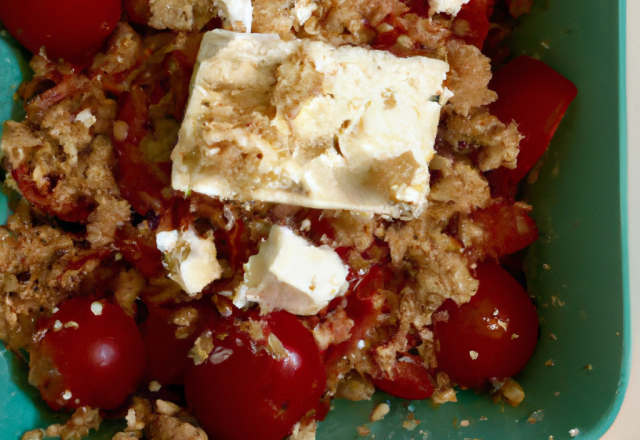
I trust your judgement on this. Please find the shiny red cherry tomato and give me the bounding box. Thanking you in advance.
[0,0,121,61]
[433,261,538,388]
[452,0,496,49]
[30,298,145,411]
[139,306,197,387]
[372,355,434,400]
[469,201,539,258]
[185,311,326,440]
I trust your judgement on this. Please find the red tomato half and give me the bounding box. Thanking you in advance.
[31,298,145,411]
[433,261,538,388]
[185,311,326,440]
[372,355,434,400]
[452,0,496,49]
[469,201,539,258]
[0,0,121,61]
[489,56,578,186]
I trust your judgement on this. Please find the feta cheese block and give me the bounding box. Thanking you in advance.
[234,225,349,315]
[428,0,471,16]
[156,227,222,296]
[172,30,451,218]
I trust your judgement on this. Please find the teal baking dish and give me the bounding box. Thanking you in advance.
[0,0,629,438]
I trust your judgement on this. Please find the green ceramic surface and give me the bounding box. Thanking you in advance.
[0,0,629,439]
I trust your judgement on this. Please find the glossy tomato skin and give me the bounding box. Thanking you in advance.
[0,0,121,61]
[139,306,197,387]
[372,355,434,400]
[488,56,578,187]
[32,298,145,411]
[433,261,538,388]
[185,311,326,440]
[469,201,539,258]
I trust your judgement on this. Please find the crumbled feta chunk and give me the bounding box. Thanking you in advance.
[156,228,222,296]
[234,225,349,315]
[428,0,470,16]
[75,109,96,128]
[172,30,450,218]
[214,0,253,32]
[294,0,318,25]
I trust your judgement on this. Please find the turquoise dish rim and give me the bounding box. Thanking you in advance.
[0,0,632,438]
[605,0,633,436]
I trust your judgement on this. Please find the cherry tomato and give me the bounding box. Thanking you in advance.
[372,355,434,400]
[469,201,539,258]
[112,86,172,216]
[30,298,145,411]
[452,0,496,49]
[11,164,94,223]
[433,261,538,388]
[139,306,197,387]
[488,56,578,187]
[0,0,121,61]
[185,311,326,440]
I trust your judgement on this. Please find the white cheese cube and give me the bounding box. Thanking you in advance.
[428,0,471,16]
[234,225,349,315]
[156,228,222,296]
[172,30,451,218]
[214,0,253,33]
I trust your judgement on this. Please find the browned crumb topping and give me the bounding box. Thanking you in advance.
[44,407,102,440]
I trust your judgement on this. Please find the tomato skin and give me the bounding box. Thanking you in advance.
[32,298,145,411]
[452,0,496,49]
[139,306,196,386]
[112,86,171,216]
[12,164,94,223]
[488,56,578,186]
[0,0,121,61]
[185,311,326,440]
[469,201,538,258]
[433,261,538,388]
[372,356,434,400]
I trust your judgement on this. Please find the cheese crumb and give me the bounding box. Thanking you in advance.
[469,350,479,360]
[64,321,79,329]
[75,109,97,128]
[157,227,222,296]
[235,225,349,315]
[569,428,580,437]
[90,302,103,316]
[53,320,63,331]
[62,390,72,400]
[149,381,162,392]
[300,219,311,232]
[428,0,471,16]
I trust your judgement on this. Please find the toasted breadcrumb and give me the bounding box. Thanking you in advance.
[44,407,102,440]
[370,403,391,422]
